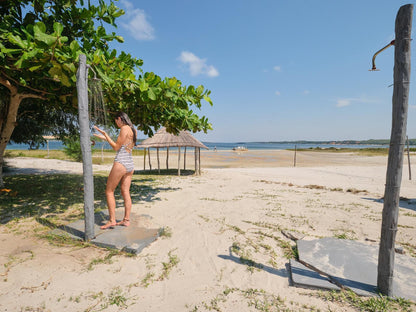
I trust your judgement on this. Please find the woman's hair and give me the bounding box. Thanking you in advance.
[116,111,137,144]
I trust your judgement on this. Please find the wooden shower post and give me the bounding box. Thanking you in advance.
[377,3,413,296]
[76,54,95,241]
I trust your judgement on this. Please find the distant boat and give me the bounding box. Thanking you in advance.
[232,145,248,151]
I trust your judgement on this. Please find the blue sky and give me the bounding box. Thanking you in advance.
[107,0,416,142]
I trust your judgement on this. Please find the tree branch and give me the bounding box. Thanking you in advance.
[0,75,17,94]
[0,70,55,96]
[19,93,46,100]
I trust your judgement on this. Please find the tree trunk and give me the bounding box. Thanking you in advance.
[0,94,23,187]
[377,3,413,296]
[0,74,46,187]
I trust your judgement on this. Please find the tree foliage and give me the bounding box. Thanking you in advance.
[0,0,213,185]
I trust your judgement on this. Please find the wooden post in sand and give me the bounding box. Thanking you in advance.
[148,148,152,170]
[178,147,181,176]
[184,147,187,170]
[76,54,94,241]
[166,147,169,170]
[157,148,160,174]
[406,136,411,180]
[294,144,297,167]
[143,148,146,171]
[377,3,413,296]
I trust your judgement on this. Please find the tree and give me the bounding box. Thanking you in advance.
[0,0,213,186]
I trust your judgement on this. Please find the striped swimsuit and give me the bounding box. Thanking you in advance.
[114,143,134,173]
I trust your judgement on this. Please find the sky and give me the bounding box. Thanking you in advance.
[105,0,416,143]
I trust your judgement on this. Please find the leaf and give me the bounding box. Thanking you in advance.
[1,47,22,55]
[29,64,43,72]
[62,62,76,74]
[60,73,71,87]
[148,88,156,100]
[7,34,28,49]
[53,22,64,36]
[34,23,57,46]
[70,40,80,52]
[48,65,62,79]
[203,95,213,106]
[139,79,149,92]
[196,85,204,95]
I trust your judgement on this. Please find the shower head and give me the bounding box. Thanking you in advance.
[369,40,395,71]
[86,64,100,80]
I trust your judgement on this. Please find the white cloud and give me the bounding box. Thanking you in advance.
[275,91,281,96]
[120,0,155,40]
[337,99,351,107]
[178,51,219,77]
[303,90,310,95]
[336,97,375,108]
[273,66,281,72]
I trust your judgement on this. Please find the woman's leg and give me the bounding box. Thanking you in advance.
[101,162,126,229]
[116,170,133,226]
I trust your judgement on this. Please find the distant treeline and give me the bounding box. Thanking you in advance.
[264,139,416,145]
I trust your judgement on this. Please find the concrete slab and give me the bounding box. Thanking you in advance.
[294,237,416,301]
[50,211,159,254]
[289,259,341,291]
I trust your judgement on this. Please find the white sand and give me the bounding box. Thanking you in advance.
[1,152,416,311]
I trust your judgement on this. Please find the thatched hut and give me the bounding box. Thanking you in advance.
[136,127,208,175]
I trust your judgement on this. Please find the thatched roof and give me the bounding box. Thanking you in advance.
[137,127,208,149]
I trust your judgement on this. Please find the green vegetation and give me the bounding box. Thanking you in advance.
[158,250,180,281]
[87,249,120,271]
[315,289,415,312]
[158,226,172,238]
[4,148,144,165]
[0,0,213,188]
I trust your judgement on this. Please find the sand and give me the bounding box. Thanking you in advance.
[1,150,416,311]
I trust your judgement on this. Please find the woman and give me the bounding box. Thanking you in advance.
[94,111,137,229]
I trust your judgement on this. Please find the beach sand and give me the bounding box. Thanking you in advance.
[1,150,416,311]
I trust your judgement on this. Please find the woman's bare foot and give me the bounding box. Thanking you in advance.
[100,221,116,230]
[116,218,130,227]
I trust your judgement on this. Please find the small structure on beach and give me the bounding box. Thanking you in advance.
[136,127,208,175]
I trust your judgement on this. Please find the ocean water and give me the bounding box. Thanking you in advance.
[6,140,391,151]
[202,142,391,150]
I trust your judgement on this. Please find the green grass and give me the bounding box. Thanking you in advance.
[0,174,108,224]
[1,173,178,230]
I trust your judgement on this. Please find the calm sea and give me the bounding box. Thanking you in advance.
[6,140,392,151]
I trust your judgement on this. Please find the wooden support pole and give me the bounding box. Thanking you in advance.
[199,147,201,175]
[377,3,413,297]
[184,146,187,170]
[407,136,411,180]
[166,147,169,170]
[143,148,146,171]
[178,147,181,176]
[294,144,297,167]
[76,54,94,241]
[157,147,160,174]
[194,147,197,175]
[148,148,152,170]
